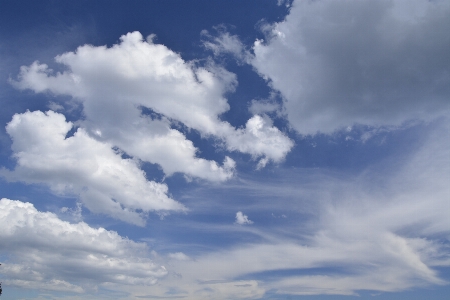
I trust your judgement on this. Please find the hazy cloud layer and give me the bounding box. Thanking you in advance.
[235,211,253,225]
[147,118,450,299]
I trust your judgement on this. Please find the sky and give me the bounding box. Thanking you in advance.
[0,0,449,299]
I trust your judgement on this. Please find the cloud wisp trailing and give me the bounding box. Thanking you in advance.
[235,211,253,225]
[152,118,450,298]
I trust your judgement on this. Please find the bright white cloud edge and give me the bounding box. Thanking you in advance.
[1,110,186,225]
[235,211,253,225]
[11,31,293,180]
[0,198,167,294]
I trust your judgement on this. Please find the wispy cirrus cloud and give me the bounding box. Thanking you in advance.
[147,118,450,299]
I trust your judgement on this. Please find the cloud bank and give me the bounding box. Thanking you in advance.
[250,0,450,134]
[0,198,167,294]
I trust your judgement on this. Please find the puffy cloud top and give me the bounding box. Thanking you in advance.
[235,211,253,225]
[2,110,186,225]
[12,31,293,179]
[0,198,167,292]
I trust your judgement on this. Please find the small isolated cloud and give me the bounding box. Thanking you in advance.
[202,27,252,64]
[225,115,293,165]
[168,252,191,261]
[235,211,253,225]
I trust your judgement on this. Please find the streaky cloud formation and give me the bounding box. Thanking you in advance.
[156,118,450,299]
[0,198,167,294]
[1,110,185,225]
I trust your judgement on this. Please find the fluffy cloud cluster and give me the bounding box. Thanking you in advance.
[1,110,185,225]
[6,32,294,223]
[249,0,450,134]
[12,31,293,180]
[0,198,167,293]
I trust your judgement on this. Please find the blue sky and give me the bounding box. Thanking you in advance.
[0,0,449,299]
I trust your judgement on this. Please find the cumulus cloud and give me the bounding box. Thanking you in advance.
[1,110,185,225]
[224,115,293,168]
[235,211,253,225]
[11,31,293,176]
[0,198,167,293]
[251,0,450,134]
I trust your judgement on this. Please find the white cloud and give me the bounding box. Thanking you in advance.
[224,115,293,167]
[1,110,185,225]
[47,101,64,111]
[168,252,191,261]
[12,31,293,176]
[248,98,280,116]
[202,27,251,64]
[252,0,450,134]
[0,198,167,293]
[235,211,253,225]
